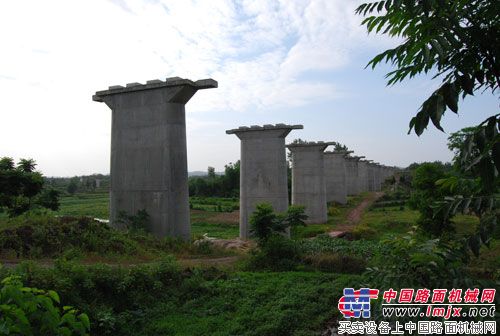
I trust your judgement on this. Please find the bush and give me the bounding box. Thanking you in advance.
[249,203,307,243]
[299,235,387,259]
[303,253,367,274]
[351,225,377,240]
[365,228,472,289]
[246,235,302,271]
[0,214,139,258]
[0,275,90,335]
[327,205,340,216]
[7,257,183,335]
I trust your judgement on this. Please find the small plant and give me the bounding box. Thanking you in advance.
[0,275,90,335]
[352,225,377,240]
[247,204,307,271]
[303,253,367,274]
[249,203,307,243]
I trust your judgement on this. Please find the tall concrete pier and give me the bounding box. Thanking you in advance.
[226,124,303,239]
[357,160,370,193]
[373,163,382,191]
[367,162,375,191]
[287,142,334,224]
[324,150,352,204]
[93,77,217,239]
[344,157,358,196]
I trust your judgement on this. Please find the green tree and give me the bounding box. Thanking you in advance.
[0,157,58,216]
[357,0,499,253]
[207,166,216,179]
[249,203,307,243]
[67,178,79,196]
[408,162,453,236]
[357,0,499,134]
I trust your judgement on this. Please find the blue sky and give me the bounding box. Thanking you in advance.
[0,0,497,176]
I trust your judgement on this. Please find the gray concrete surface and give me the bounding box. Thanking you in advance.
[93,77,217,239]
[287,141,334,224]
[344,156,359,196]
[324,150,352,204]
[373,163,382,191]
[226,124,303,239]
[357,160,370,193]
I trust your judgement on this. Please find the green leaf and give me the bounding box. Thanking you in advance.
[478,157,495,192]
[47,290,60,304]
[468,234,481,257]
[430,39,444,59]
[492,141,500,173]
[377,1,385,12]
[459,74,474,95]
[428,94,445,132]
[441,82,458,113]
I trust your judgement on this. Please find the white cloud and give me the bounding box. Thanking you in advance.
[0,0,394,175]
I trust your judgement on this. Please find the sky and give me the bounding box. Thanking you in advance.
[0,0,497,177]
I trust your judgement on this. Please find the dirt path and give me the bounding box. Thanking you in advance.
[327,192,384,236]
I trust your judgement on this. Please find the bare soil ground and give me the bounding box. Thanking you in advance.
[327,192,384,237]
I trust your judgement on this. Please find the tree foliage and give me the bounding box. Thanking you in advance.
[0,157,59,216]
[358,0,499,256]
[249,203,307,244]
[356,0,499,135]
[188,161,240,197]
[408,162,454,236]
[0,276,90,335]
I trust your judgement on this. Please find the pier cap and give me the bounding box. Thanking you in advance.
[226,124,303,134]
[286,141,336,149]
[93,77,217,102]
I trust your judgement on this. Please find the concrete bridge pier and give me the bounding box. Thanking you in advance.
[324,150,352,204]
[287,141,335,224]
[226,124,303,239]
[93,77,217,239]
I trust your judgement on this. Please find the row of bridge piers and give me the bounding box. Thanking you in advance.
[93,77,398,240]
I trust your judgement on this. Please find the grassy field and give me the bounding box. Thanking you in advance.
[55,193,110,218]
[142,271,362,336]
[291,194,366,239]
[53,193,364,240]
[52,193,241,239]
[0,191,497,336]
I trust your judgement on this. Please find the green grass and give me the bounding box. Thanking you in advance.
[191,221,239,239]
[53,193,241,239]
[357,206,419,239]
[292,194,366,239]
[1,260,363,336]
[55,193,109,218]
[0,214,235,261]
[143,271,362,336]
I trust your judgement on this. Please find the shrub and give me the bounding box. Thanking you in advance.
[303,253,367,274]
[249,203,307,243]
[299,235,386,259]
[365,228,472,289]
[0,275,90,335]
[351,225,377,240]
[327,205,340,216]
[8,257,183,335]
[0,215,139,258]
[246,235,302,271]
